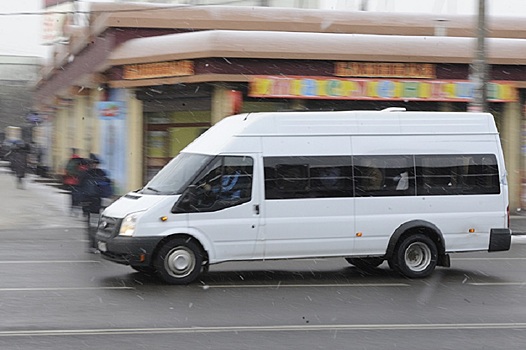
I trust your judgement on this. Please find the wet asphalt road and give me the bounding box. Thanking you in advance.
[1,223,526,350]
[1,168,526,349]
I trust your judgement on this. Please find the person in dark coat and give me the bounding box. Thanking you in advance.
[78,154,110,215]
[77,154,111,252]
[9,142,29,189]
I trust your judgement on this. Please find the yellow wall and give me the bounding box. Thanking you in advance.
[169,127,204,156]
[53,107,68,174]
[89,90,101,157]
[127,91,144,191]
[502,101,522,211]
[72,96,87,156]
[211,87,231,125]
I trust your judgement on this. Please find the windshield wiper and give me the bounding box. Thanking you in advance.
[145,186,161,193]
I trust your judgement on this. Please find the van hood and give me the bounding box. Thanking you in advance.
[102,192,180,219]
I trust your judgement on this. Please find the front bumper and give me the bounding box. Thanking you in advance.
[95,215,162,266]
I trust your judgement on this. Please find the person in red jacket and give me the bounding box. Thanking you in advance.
[63,149,89,216]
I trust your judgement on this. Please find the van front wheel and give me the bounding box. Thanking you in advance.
[389,234,437,278]
[155,238,203,285]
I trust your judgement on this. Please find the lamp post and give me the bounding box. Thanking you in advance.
[469,0,487,112]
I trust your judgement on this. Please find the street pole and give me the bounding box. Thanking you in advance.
[469,0,487,112]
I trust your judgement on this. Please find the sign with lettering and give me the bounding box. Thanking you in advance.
[249,76,517,102]
[335,62,436,79]
[123,60,194,80]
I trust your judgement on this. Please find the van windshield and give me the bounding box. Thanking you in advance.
[141,153,213,195]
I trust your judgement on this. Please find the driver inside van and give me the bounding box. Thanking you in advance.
[197,164,247,206]
[215,165,243,200]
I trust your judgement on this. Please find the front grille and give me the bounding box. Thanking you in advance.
[97,216,122,239]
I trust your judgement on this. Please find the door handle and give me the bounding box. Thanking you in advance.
[253,204,260,215]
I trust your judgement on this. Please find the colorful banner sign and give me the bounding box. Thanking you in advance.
[249,76,517,102]
[96,101,126,195]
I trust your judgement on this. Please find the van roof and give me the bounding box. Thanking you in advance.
[184,110,498,154]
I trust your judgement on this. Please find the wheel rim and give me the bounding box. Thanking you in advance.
[404,242,431,272]
[164,247,196,278]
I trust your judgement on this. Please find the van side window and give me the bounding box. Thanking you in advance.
[182,155,253,212]
[415,154,500,195]
[263,154,499,200]
[354,155,414,197]
[264,156,353,199]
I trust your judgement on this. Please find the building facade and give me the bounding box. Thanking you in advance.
[34,3,526,210]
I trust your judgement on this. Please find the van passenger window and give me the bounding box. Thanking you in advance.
[264,156,352,199]
[262,154,499,200]
[354,155,414,197]
[415,154,499,195]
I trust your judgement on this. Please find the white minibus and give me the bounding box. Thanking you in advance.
[96,109,511,284]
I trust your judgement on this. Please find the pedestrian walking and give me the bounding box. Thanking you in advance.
[77,153,113,252]
[9,141,29,189]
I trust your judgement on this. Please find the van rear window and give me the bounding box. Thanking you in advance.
[415,154,500,195]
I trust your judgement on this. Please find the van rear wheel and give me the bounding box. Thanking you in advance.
[389,234,437,278]
[346,257,384,271]
[154,238,203,285]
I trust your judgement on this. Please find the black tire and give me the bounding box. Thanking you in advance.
[389,234,438,278]
[154,238,203,285]
[345,257,384,271]
[131,265,156,275]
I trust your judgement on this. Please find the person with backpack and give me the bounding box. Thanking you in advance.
[77,153,113,252]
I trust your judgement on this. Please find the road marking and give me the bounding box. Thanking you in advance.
[206,282,526,288]
[0,287,134,292]
[453,257,526,261]
[204,283,409,288]
[0,260,100,264]
[468,282,526,286]
[2,323,526,337]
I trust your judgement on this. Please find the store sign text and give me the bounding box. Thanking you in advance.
[123,60,194,80]
[249,76,517,102]
[335,62,436,79]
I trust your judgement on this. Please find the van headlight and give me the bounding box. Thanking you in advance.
[119,211,145,237]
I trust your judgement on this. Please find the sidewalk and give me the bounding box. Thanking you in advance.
[0,164,85,230]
